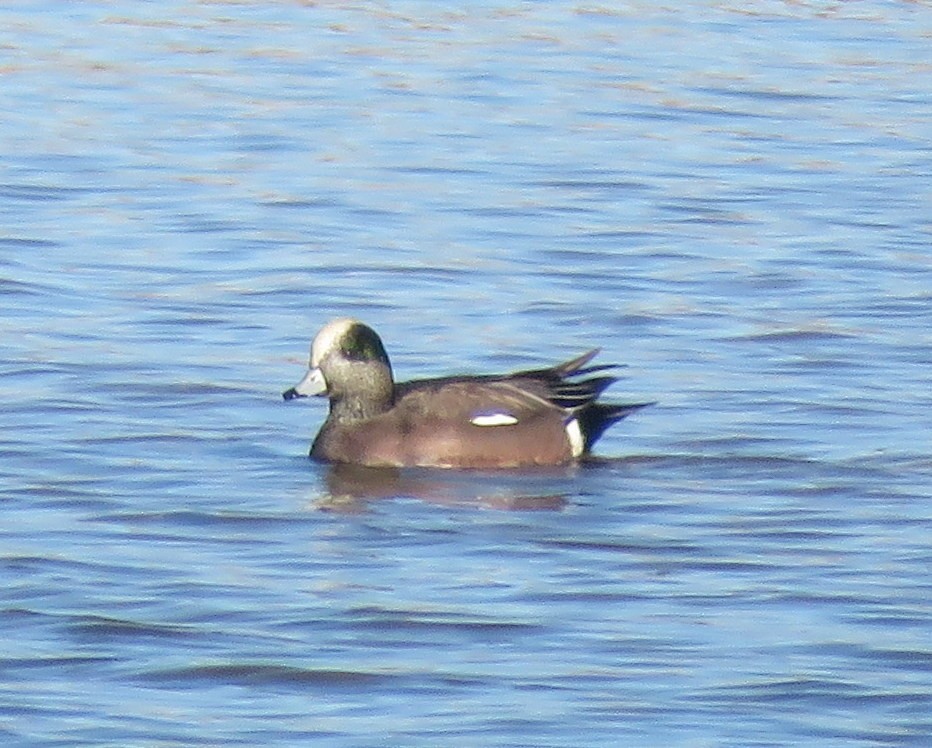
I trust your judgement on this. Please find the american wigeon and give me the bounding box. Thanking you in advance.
[283,318,652,469]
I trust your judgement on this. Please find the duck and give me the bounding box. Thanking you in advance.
[283,318,652,469]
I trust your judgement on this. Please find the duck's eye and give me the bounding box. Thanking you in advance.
[340,325,387,362]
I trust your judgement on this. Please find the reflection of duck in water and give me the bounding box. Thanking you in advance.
[283,318,652,469]
[315,463,572,513]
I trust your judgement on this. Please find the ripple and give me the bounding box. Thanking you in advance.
[139,663,400,688]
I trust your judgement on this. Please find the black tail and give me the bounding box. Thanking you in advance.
[578,402,655,452]
[515,349,620,380]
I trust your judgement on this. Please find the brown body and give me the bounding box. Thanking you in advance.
[284,319,652,469]
[311,380,577,468]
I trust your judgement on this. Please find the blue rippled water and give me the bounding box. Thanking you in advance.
[2,1,931,745]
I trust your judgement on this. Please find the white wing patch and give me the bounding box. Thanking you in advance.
[470,412,519,427]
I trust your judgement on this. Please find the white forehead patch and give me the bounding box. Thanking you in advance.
[470,412,519,427]
[310,318,359,366]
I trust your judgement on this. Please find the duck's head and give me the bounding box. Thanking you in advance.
[283,318,394,419]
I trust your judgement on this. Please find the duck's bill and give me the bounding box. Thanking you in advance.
[282,367,327,400]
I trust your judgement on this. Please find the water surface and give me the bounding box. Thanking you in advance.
[2,1,931,745]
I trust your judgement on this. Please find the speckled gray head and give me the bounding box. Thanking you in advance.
[282,318,393,405]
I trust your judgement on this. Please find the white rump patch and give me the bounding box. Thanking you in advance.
[470,413,519,427]
[565,417,585,458]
